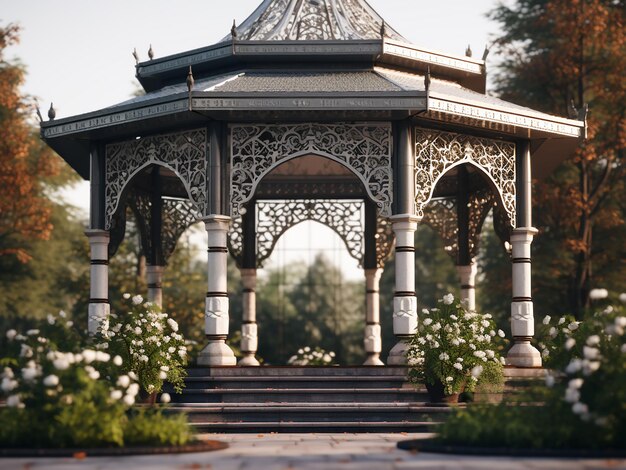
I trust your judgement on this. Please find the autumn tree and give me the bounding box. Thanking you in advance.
[490,0,626,316]
[0,24,61,263]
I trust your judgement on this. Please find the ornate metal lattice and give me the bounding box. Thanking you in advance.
[414,128,516,226]
[230,123,393,218]
[105,129,208,229]
[229,0,406,42]
[128,191,201,265]
[375,216,395,268]
[422,190,497,261]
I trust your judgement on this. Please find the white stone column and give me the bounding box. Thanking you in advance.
[85,229,110,335]
[507,227,541,367]
[197,215,237,366]
[238,268,260,366]
[363,268,384,366]
[146,265,164,308]
[456,262,477,311]
[387,214,419,365]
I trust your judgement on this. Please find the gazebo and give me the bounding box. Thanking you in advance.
[41,0,585,369]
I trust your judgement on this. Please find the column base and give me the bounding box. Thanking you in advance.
[363,353,384,366]
[506,340,542,368]
[387,339,410,365]
[238,353,260,366]
[197,339,237,366]
[88,303,110,335]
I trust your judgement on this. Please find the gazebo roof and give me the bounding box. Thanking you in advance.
[41,0,585,181]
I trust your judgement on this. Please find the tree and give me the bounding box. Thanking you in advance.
[490,0,626,316]
[0,24,62,263]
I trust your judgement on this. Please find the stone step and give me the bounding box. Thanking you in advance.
[187,420,441,433]
[186,366,408,378]
[172,387,429,404]
[181,375,409,390]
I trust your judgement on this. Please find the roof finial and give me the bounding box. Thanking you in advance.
[465,44,472,57]
[35,100,43,123]
[231,20,238,40]
[148,44,154,60]
[380,21,387,39]
[132,48,139,65]
[424,66,431,92]
[482,44,490,61]
[187,66,195,112]
[48,103,56,121]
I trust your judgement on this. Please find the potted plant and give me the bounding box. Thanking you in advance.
[287,347,337,366]
[406,294,506,403]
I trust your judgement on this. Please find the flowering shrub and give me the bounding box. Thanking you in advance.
[406,294,506,396]
[287,346,336,366]
[100,294,187,394]
[0,311,192,448]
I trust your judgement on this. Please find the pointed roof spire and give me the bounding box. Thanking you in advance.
[224,0,407,42]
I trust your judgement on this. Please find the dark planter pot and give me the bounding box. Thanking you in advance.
[425,380,460,404]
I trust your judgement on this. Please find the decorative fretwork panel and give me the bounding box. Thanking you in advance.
[230,123,393,218]
[256,199,364,268]
[105,129,208,229]
[375,216,395,268]
[414,128,516,226]
[422,190,497,261]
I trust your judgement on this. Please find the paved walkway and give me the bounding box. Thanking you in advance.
[0,433,624,469]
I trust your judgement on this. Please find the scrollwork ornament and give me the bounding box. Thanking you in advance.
[230,123,393,218]
[414,128,516,226]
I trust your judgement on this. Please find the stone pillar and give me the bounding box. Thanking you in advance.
[456,263,477,311]
[85,229,110,335]
[197,215,237,366]
[146,265,164,308]
[239,268,260,366]
[387,214,419,365]
[507,141,541,367]
[363,268,384,366]
[507,227,541,367]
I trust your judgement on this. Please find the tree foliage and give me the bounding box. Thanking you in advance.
[490,0,626,316]
[0,24,64,263]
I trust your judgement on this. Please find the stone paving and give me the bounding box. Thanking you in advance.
[0,433,624,470]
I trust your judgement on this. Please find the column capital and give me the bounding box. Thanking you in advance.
[456,263,477,277]
[146,264,165,274]
[364,268,383,281]
[240,268,257,290]
[390,214,421,224]
[511,226,539,239]
[202,214,231,231]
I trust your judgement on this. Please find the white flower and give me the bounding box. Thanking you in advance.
[178,349,187,358]
[116,375,130,388]
[445,376,453,382]
[422,318,433,326]
[123,394,135,406]
[113,355,123,366]
[565,359,583,374]
[160,365,169,372]
[442,293,455,305]
[167,318,179,332]
[95,351,110,362]
[26,329,40,336]
[572,402,588,415]
[453,363,463,371]
[127,383,140,397]
[84,366,100,380]
[584,361,601,375]
[558,317,566,325]
[565,338,576,350]
[123,292,131,299]
[329,352,336,358]
[43,375,59,387]
[568,322,580,331]
[134,327,142,335]
[568,378,584,389]
[621,344,626,354]
[619,293,626,304]
[110,389,123,400]
[132,295,144,305]
[564,388,580,403]
[21,364,40,382]
[304,347,311,352]
[6,394,22,408]
[160,393,171,404]
[1,378,18,392]
[615,317,626,328]
[542,315,551,325]
[140,355,149,362]
[439,352,449,361]
[451,339,460,346]
[583,346,600,360]
[549,327,557,337]
[545,375,555,388]
[82,349,96,364]
[473,350,486,358]
[159,371,167,380]
[470,365,483,378]
[586,335,600,347]
[323,354,331,362]
[53,358,70,370]
[486,350,495,359]
[298,349,304,354]
[19,344,33,358]
[497,329,505,338]
[588,288,608,300]
[6,329,17,340]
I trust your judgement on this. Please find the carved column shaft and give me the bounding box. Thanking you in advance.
[363,268,384,366]
[239,269,260,366]
[146,265,164,308]
[457,263,477,311]
[507,142,541,367]
[85,229,110,335]
[197,215,236,366]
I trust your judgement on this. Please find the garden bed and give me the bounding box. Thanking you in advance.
[0,439,228,458]
[397,438,626,458]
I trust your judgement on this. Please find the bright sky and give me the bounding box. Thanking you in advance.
[1,0,503,280]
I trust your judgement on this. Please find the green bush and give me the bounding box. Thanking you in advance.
[124,408,192,447]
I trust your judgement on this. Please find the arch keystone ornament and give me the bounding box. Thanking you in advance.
[230,123,393,218]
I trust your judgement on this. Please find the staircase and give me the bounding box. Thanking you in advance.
[166,366,453,433]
